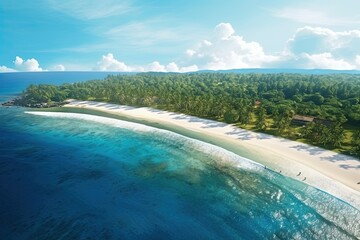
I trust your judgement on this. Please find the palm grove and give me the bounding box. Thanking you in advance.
[20,73,360,157]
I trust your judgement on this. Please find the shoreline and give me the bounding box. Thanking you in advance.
[58,100,360,209]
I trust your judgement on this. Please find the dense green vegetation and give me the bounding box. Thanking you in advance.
[20,73,360,157]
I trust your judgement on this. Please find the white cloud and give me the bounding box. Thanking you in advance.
[286,26,360,56]
[166,62,179,72]
[272,8,360,26]
[302,53,354,70]
[179,65,198,73]
[0,56,46,72]
[53,25,360,71]
[13,56,44,71]
[202,40,212,46]
[96,53,132,71]
[146,61,198,72]
[148,61,167,72]
[183,23,360,70]
[280,26,360,69]
[14,56,23,65]
[185,23,278,70]
[0,66,16,72]
[4,23,360,73]
[51,64,66,71]
[186,49,196,57]
[356,56,360,67]
[164,62,198,72]
[95,53,198,72]
[215,23,235,40]
[99,24,355,71]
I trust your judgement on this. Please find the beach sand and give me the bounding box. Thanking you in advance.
[62,100,360,209]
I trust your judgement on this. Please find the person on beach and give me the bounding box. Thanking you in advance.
[297,172,301,176]
[302,177,306,181]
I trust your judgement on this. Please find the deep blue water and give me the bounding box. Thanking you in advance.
[0,72,126,96]
[0,72,360,239]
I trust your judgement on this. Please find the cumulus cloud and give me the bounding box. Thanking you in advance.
[302,53,354,69]
[286,26,360,57]
[96,53,132,71]
[0,65,16,72]
[179,64,198,72]
[214,23,235,40]
[185,23,279,70]
[147,61,167,72]
[185,49,196,57]
[356,56,360,67]
[166,62,179,72]
[281,26,360,69]
[50,64,66,71]
[97,25,360,72]
[4,24,359,73]
[0,56,63,72]
[13,56,44,71]
[96,53,198,72]
[146,61,198,72]
[184,23,360,70]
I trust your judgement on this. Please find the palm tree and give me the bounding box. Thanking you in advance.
[255,107,267,130]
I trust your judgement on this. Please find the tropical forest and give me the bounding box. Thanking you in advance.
[18,73,360,157]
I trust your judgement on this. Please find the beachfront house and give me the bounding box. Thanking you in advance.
[291,115,314,125]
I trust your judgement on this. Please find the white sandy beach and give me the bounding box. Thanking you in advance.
[62,100,360,209]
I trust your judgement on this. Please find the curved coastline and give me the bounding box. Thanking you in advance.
[25,111,265,172]
[30,100,360,209]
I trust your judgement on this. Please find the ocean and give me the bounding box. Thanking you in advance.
[0,72,359,239]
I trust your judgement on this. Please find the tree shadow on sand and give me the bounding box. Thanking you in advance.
[225,129,253,140]
[202,122,227,128]
[290,145,325,155]
[148,108,165,114]
[76,101,134,111]
[172,115,227,129]
[320,153,360,163]
[255,134,272,140]
[338,164,360,170]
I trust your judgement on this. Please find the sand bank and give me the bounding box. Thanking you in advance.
[61,100,360,209]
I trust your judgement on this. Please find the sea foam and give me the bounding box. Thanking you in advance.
[22,111,360,238]
[25,111,264,172]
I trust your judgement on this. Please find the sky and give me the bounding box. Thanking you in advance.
[1,0,360,72]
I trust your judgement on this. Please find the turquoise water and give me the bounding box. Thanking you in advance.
[0,72,360,239]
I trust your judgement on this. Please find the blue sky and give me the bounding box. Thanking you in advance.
[1,0,360,72]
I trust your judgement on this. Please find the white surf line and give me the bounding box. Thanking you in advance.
[25,111,265,172]
[26,109,360,210]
